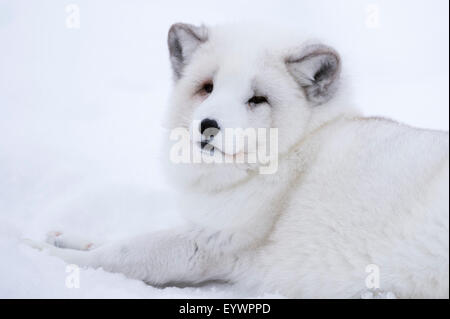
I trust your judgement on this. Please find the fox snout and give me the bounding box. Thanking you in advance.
[200,118,220,141]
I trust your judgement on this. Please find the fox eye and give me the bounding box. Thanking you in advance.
[201,82,213,94]
[248,96,268,106]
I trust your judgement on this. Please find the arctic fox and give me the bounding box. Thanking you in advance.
[28,23,449,298]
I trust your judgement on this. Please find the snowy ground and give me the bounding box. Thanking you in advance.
[0,0,448,298]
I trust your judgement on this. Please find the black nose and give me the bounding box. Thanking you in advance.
[200,118,220,137]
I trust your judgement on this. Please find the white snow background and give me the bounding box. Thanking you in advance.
[0,0,448,298]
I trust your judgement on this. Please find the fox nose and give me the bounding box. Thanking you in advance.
[200,118,220,138]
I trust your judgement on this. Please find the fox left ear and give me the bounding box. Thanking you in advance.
[168,23,208,80]
[285,44,341,105]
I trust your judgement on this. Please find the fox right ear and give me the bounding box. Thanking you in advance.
[168,23,208,80]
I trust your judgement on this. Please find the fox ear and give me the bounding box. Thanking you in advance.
[168,23,208,80]
[285,44,341,105]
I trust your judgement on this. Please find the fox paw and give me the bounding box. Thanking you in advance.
[46,231,95,251]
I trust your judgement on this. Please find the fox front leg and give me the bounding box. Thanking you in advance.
[25,228,232,286]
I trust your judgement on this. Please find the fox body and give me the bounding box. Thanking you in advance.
[31,23,449,298]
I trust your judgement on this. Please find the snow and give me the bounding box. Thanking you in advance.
[0,0,448,298]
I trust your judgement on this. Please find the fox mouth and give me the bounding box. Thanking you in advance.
[198,141,219,155]
[200,141,211,149]
[197,141,247,159]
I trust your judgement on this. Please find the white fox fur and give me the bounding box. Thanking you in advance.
[28,23,449,298]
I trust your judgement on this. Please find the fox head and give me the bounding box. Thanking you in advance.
[164,23,354,191]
